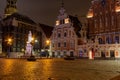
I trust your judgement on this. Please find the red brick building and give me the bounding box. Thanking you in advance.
[87,0,120,43]
[84,0,120,59]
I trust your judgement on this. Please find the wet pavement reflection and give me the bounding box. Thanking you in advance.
[0,58,120,80]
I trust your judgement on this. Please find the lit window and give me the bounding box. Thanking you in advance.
[65,18,69,24]
[56,20,60,26]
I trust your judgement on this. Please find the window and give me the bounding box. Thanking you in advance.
[58,33,61,38]
[58,43,61,47]
[64,42,66,47]
[106,37,112,44]
[63,51,66,56]
[70,41,74,48]
[115,36,119,43]
[64,32,67,37]
[98,38,103,44]
[56,20,60,26]
[65,18,69,24]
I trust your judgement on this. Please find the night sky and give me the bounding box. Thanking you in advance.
[0,0,92,26]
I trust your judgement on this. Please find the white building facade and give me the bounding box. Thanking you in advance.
[50,5,82,58]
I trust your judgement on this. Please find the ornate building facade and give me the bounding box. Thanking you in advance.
[0,0,50,57]
[78,0,120,59]
[2,13,42,57]
[50,4,82,57]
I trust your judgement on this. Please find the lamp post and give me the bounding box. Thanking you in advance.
[7,38,12,58]
[46,40,50,58]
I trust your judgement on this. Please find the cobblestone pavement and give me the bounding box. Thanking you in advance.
[0,58,120,80]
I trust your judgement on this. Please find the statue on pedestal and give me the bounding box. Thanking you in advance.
[25,31,33,57]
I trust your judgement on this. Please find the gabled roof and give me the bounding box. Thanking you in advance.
[39,23,54,38]
[69,15,82,37]
[3,13,36,25]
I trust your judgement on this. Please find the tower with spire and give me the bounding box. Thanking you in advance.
[4,0,17,17]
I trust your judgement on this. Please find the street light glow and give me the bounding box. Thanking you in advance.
[32,37,34,41]
[8,38,12,42]
[35,40,38,43]
[46,40,50,45]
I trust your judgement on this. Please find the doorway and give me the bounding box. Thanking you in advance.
[101,51,105,57]
[70,51,74,57]
[110,50,115,57]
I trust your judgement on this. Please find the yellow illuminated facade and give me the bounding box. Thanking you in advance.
[4,0,17,17]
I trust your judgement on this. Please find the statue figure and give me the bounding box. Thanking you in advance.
[28,31,32,43]
[25,31,33,57]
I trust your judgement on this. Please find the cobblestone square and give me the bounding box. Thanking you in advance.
[0,58,120,80]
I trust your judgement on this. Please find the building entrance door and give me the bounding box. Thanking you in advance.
[101,51,105,58]
[79,50,83,57]
[110,50,115,58]
[52,52,55,57]
[70,51,74,57]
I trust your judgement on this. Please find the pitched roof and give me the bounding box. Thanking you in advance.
[39,23,54,38]
[3,13,36,24]
[69,15,82,37]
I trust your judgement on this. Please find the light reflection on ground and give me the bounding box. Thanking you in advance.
[0,58,120,80]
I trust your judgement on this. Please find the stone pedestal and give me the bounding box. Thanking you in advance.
[25,43,33,57]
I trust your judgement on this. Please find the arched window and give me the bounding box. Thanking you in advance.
[106,37,112,44]
[98,38,103,44]
[115,36,119,43]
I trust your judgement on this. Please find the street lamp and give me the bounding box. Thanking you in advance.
[7,38,12,57]
[46,40,50,45]
[45,39,50,58]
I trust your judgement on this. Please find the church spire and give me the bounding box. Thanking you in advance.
[4,0,18,17]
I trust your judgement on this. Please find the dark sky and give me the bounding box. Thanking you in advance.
[0,0,92,26]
